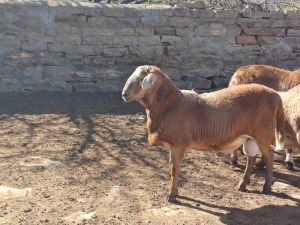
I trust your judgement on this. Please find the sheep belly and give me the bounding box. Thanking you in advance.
[215,135,255,154]
[189,135,257,154]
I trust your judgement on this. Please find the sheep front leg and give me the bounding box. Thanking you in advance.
[237,155,256,191]
[167,148,184,202]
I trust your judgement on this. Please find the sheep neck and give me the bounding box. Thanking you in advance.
[144,82,180,133]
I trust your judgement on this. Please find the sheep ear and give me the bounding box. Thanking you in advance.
[141,73,155,90]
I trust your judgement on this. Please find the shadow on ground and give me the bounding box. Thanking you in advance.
[0,92,299,225]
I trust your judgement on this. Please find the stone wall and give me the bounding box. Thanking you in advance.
[0,0,300,92]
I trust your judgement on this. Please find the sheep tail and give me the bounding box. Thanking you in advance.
[274,100,285,152]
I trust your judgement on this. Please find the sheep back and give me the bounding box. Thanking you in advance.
[229,65,300,91]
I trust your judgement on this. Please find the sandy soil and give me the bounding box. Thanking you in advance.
[0,92,299,225]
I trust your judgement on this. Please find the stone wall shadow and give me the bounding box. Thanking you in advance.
[0,92,143,115]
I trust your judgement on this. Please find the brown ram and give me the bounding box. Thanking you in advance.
[229,64,300,91]
[122,65,285,202]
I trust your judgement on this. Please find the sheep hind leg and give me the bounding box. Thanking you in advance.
[285,149,295,171]
[167,148,185,202]
[237,155,256,192]
[286,132,300,170]
[237,139,260,191]
[261,147,274,194]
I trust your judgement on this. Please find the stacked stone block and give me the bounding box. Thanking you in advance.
[0,0,299,92]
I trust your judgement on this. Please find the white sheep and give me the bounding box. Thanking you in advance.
[277,87,300,169]
[122,65,285,202]
[229,65,300,170]
[254,87,300,170]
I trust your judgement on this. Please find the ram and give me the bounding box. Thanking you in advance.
[229,65,300,170]
[122,65,285,202]
[229,64,300,91]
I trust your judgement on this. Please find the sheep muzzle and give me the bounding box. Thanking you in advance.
[122,91,133,103]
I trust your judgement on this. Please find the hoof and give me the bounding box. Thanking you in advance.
[166,190,178,202]
[166,194,177,202]
[237,181,247,192]
[262,189,271,194]
[285,161,295,171]
[262,186,271,194]
[237,186,247,192]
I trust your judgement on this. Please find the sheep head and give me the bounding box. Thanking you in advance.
[122,65,158,103]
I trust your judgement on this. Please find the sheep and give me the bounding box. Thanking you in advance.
[288,84,300,92]
[278,88,300,169]
[122,65,285,202]
[229,64,300,91]
[229,65,300,170]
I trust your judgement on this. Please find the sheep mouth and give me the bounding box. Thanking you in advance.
[123,95,134,103]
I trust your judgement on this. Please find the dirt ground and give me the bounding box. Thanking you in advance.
[0,92,299,225]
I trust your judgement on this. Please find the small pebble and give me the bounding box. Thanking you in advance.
[24,208,32,213]
[43,192,51,198]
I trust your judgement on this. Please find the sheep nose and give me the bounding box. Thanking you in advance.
[122,91,131,102]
